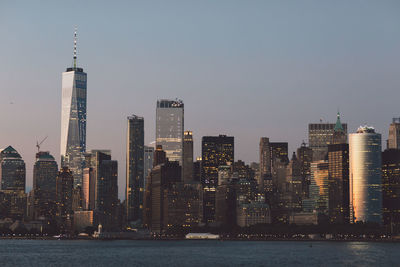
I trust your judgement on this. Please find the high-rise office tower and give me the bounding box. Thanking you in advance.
[82,166,95,210]
[183,131,194,183]
[297,142,313,198]
[201,135,234,223]
[259,137,271,189]
[0,146,27,220]
[56,167,74,232]
[60,29,87,187]
[33,151,58,220]
[328,143,349,224]
[144,146,154,190]
[388,118,400,149]
[311,160,329,215]
[332,112,347,145]
[126,115,144,224]
[309,113,347,161]
[349,126,382,223]
[382,149,400,228]
[0,146,26,192]
[97,159,118,231]
[156,99,184,165]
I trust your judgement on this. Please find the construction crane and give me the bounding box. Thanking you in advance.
[36,136,48,153]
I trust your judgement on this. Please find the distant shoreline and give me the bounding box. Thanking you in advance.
[1,237,400,242]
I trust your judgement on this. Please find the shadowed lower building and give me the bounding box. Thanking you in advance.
[33,151,58,221]
[382,149,400,231]
[56,167,74,233]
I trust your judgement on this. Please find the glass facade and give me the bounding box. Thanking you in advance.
[0,146,26,192]
[61,67,87,187]
[156,99,184,165]
[349,127,382,223]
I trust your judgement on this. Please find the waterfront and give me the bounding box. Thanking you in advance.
[0,240,399,266]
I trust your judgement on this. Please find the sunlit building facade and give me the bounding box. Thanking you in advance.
[60,32,87,187]
[156,99,184,165]
[349,126,382,224]
[388,118,400,149]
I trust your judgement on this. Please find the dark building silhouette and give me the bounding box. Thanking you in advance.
[56,167,74,233]
[201,135,234,224]
[328,143,350,224]
[126,115,144,225]
[183,131,194,183]
[0,146,26,220]
[97,160,119,231]
[259,137,271,189]
[297,142,313,198]
[154,145,167,167]
[382,149,400,231]
[146,161,181,233]
[33,151,58,220]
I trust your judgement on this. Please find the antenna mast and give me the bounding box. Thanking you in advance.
[73,27,77,69]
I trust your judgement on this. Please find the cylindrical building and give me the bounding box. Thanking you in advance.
[349,126,382,223]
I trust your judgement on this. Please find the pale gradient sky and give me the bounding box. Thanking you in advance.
[0,0,399,199]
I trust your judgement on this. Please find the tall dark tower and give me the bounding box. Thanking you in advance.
[126,115,144,225]
[33,151,58,220]
[201,135,234,224]
[183,131,194,183]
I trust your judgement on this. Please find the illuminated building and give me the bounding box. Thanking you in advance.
[328,143,349,224]
[311,160,329,215]
[156,99,184,165]
[33,151,58,220]
[309,113,347,161]
[183,131,194,183]
[297,142,313,198]
[60,29,87,187]
[237,201,271,227]
[259,137,271,189]
[126,115,144,224]
[201,135,234,223]
[382,149,400,229]
[388,118,400,149]
[349,126,382,223]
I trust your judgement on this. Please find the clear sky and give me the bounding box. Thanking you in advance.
[1,0,399,199]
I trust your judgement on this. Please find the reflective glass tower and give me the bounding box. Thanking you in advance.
[156,99,184,165]
[60,29,87,187]
[349,126,382,223]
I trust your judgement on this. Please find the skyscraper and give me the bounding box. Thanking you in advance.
[126,115,144,224]
[33,151,58,220]
[259,137,271,189]
[144,146,154,190]
[0,146,26,220]
[0,146,26,192]
[156,99,184,165]
[328,143,349,224]
[183,131,194,183]
[201,135,234,223]
[309,113,347,161]
[388,118,400,149]
[60,29,87,187]
[349,126,382,224]
[56,167,74,232]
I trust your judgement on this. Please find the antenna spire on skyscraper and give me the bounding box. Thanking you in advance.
[73,26,77,69]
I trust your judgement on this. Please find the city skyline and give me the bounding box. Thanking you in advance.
[1,1,400,199]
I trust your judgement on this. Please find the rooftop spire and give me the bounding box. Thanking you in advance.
[73,27,77,69]
[334,111,344,132]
